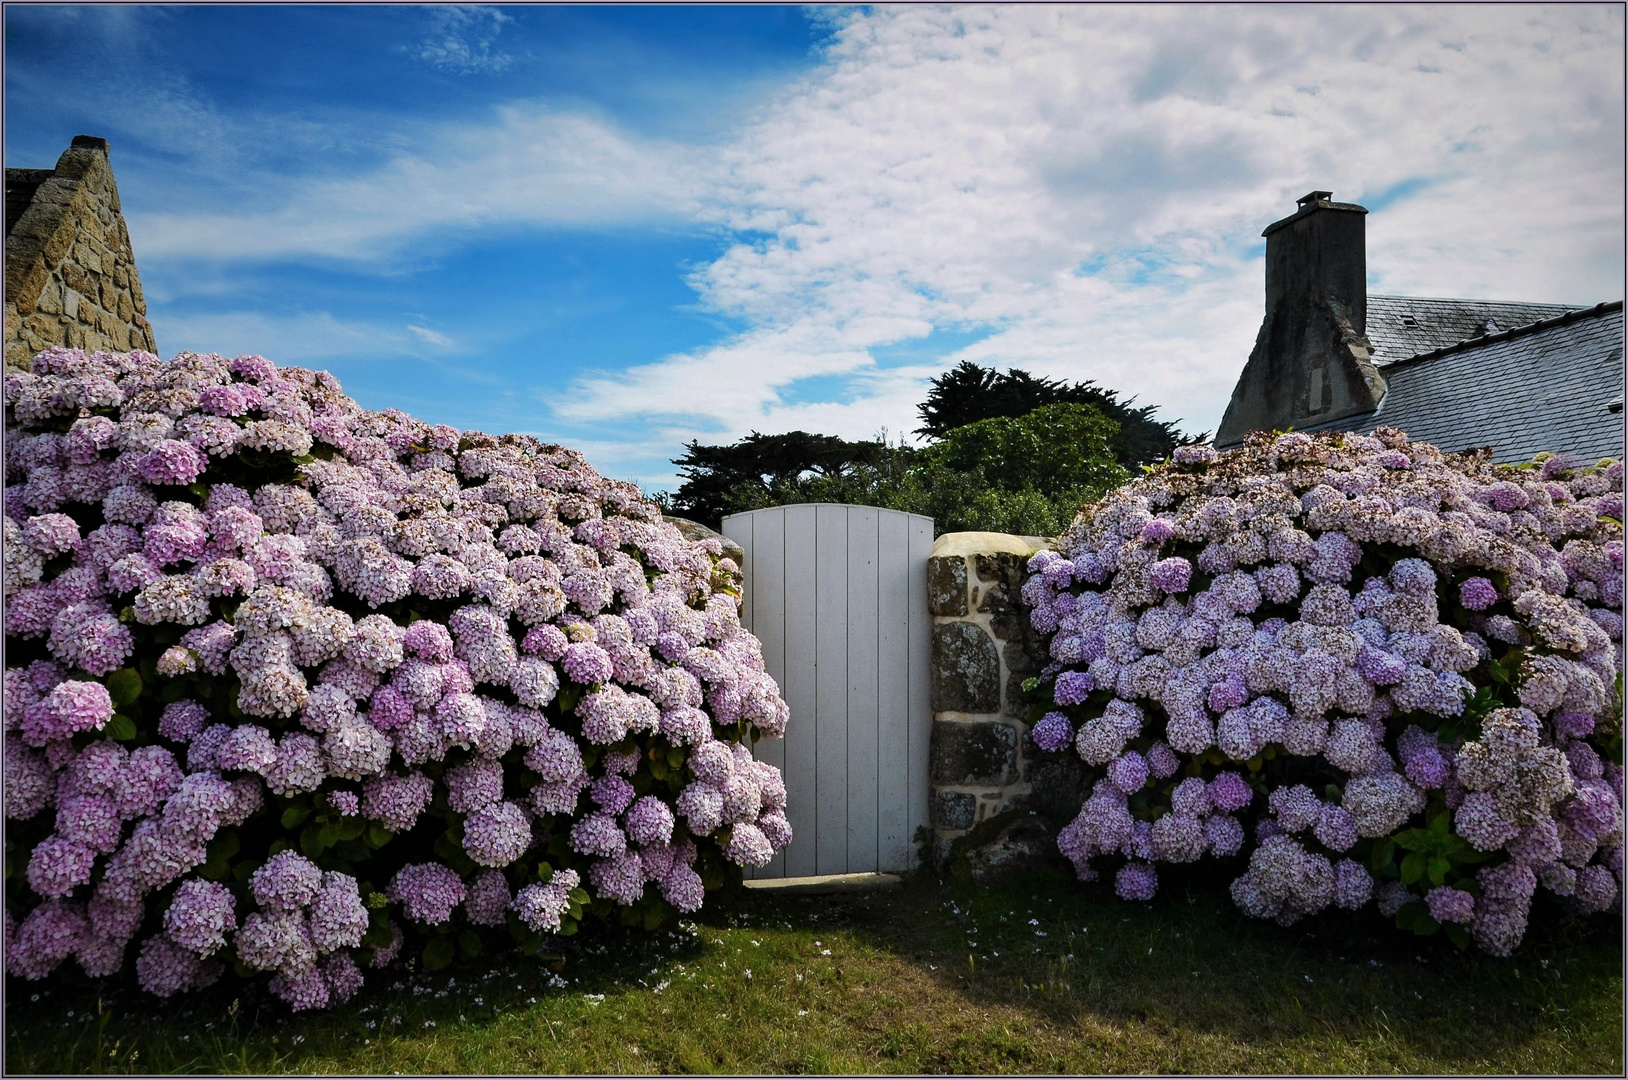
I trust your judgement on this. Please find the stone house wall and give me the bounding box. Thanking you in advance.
[4,136,157,370]
[927,531,1086,861]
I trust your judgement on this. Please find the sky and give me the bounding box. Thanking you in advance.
[5,4,1623,491]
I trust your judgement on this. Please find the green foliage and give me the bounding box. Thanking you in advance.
[915,360,1205,467]
[665,404,1129,538]
[662,364,1181,534]
[663,430,889,527]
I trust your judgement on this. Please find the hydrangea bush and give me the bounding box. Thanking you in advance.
[1022,428,1623,955]
[3,348,792,1010]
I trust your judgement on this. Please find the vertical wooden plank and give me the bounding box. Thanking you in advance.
[752,510,787,879]
[906,514,934,860]
[814,503,849,874]
[780,505,820,878]
[844,506,880,874]
[874,510,912,872]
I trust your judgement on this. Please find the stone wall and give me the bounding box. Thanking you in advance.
[928,531,1082,861]
[4,136,157,370]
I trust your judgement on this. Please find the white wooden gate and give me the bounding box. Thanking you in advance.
[722,504,934,877]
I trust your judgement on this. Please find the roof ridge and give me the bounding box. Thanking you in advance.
[1366,294,1583,307]
[1378,300,1624,370]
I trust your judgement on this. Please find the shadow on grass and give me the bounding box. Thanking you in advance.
[5,862,1621,1075]
[742,860,1624,1074]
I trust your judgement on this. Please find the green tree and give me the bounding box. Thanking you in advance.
[796,403,1128,537]
[915,360,1203,468]
[662,430,888,528]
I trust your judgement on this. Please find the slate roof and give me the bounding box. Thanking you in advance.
[1364,295,1585,366]
[1302,301,1626,464]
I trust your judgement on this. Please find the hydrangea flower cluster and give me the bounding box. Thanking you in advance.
[1025,429,1622,955]
[4,347,791,1009]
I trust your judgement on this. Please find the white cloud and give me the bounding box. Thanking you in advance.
[127,103,707,263]
[154,310,410,364]
[414,6,514,74]
[407,325,454,348]
[563,4,1624,445]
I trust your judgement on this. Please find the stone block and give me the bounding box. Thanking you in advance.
[34,280,62,316]
[976,552,1030,641]
[22,313,62,341]
[927,555,967,616]
[75,241,102,274]
[1004,670,1030,719]
[931,719,1017,785]
[4,252,50,313]
[933,790,977,830]
[59,261,92,298]
[115,291,133,323]
[109,320,130,352]
[961,815,1056,885]
[62,289,79,319]
[1025,755,1088,823]
[930,622,1000,713]
[1003,639,1039,676]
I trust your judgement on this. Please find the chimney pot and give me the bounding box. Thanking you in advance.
[1297,190,1334,208]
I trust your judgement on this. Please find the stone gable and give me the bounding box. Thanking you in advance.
[4,135,156,369]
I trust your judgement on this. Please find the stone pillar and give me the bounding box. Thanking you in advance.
[926,531,1051,860]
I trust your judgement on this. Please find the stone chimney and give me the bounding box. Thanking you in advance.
[1214,191,1386,446]
[4,135,157,369]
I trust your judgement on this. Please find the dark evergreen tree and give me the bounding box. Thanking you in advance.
[663,430,890,528]
[915,360,1205,467]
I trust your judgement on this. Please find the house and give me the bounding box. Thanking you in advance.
[1214,191,1624,464]
[4,136,157,369]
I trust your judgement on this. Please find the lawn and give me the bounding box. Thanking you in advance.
[6,865,1622,1075]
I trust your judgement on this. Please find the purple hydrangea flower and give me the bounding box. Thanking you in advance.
[1052,670,1094,706]
[386,863,467,925]
[1458,577,1498,611]
[1149,557,1193,593]
[1114,862,1158,901]
[1031,712,1074,753]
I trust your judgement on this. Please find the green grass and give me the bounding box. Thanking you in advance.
[6,866,1622,1074]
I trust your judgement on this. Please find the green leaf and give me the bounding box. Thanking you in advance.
[300,823,327,858]
[1369,837,1397,874]
[367,824,393,849]
[558,919,579,937]
[1427,856,1450,887]
[106,668,143,707]
[422,937,455,971]
[458,930,482,960]
[281,805,311,829]
[1399,851,1426,886]
[103,714,138,741]
[333,817,364,842]
[1444,923,1471,950]
[1393,828,1428,852]
[210,830,242,863]
[568,886,589,906]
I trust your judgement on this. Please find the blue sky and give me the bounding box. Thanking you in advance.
[6,5,1623,491]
